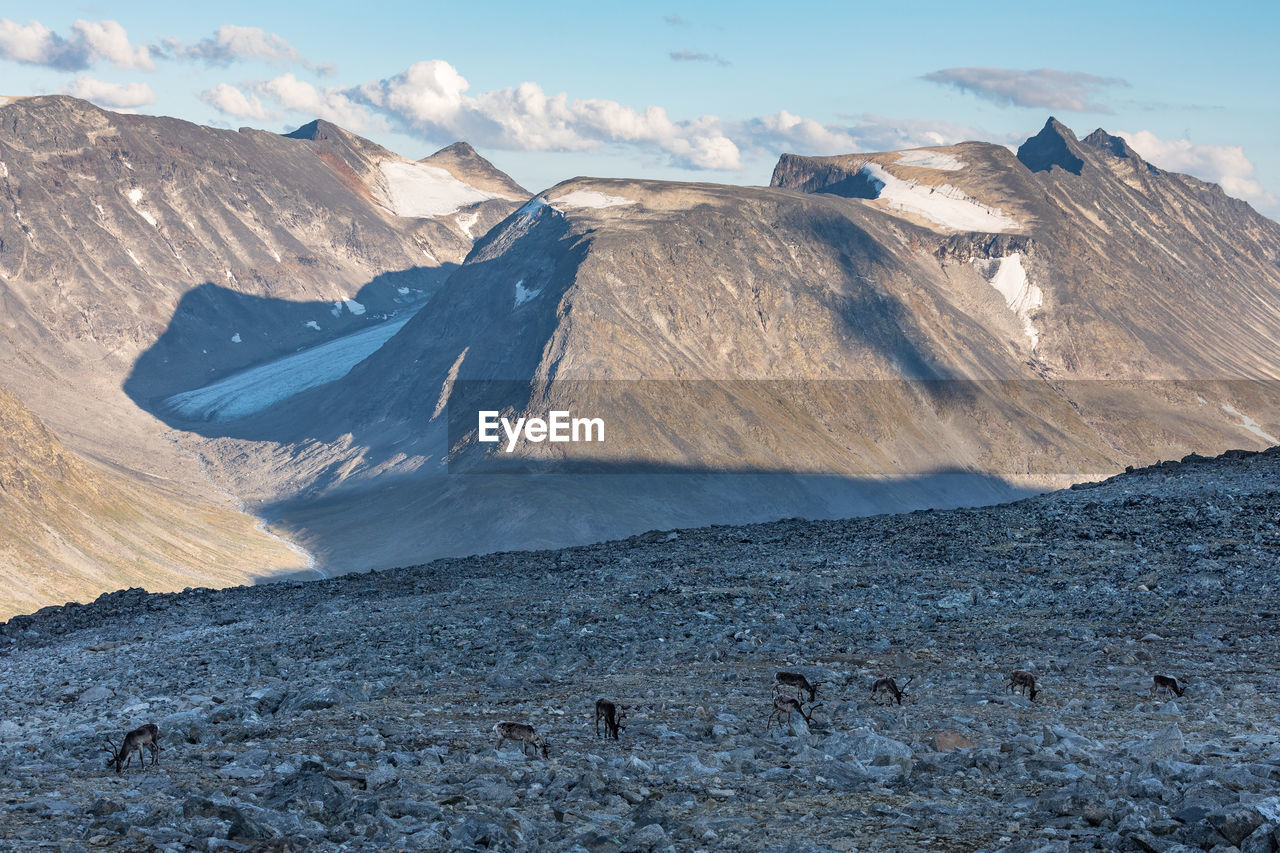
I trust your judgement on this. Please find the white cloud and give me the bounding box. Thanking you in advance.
[167,25,325,72]
[1117,130,1277,208]
[73,20,154,71]
[924,67,1127,113]
[196,60,740,170]
[201,59,1024,173]
[351,60,741,169]
[199,82,277,121]
[0,18,153,71]
[258,74,377,132]
[737,111,998,157]
[64,75,156,108]
[669,49,729,66]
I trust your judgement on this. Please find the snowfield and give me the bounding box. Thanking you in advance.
[551,189,636,209]
[165,314,416,422]
[860,163,1018,232]
[975,253,1043,347]
[514,279,542,308]
[894,150,965,171]
[378,161,514,218]
[1222,404,1279,444]
[126,187,158,227]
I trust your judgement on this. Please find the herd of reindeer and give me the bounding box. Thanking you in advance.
[102,671,1188,772]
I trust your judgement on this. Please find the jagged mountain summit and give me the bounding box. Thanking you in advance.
[0,96,528,614]
[210,118,1280,573]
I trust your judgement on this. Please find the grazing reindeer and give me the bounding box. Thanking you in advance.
[871,675,914,705]
[765,695,816,732]
[1150,675,1185,698]
[494,722,548,758]
[104,724,160,774]
[594,699,628,740]
[774,671,818,703]
[1006,670,1038,702]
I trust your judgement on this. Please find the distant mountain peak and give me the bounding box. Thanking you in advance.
[421,140,529,197]
[1080,128,1160,174]
[432,141,478,158]
[1017,117,1086,175]
[284,119,349,143]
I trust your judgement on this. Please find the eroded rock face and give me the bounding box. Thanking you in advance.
[1,448,1279,850]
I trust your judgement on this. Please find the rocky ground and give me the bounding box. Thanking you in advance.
[2,448,1279,852]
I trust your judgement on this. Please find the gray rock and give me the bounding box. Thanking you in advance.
[1209,805,1267,846]
[1131,724,1185,762]
[78,685,113,704]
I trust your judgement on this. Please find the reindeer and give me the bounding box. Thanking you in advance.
[1150,675,1185,698]
[871,675,914,705]
[765,695,816,732]
[104,724,160,774]
[594,699,628,740]
[773,671,818,703]
[1006,670,1038,702]
[494,722,548,758]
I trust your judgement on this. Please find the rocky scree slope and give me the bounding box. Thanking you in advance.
[1,447,1279,851]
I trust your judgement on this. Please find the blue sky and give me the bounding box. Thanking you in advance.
[3,1,1278,214]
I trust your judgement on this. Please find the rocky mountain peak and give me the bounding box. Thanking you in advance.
[421,140,529,197]
[1080,128,1160,174]
[283,118,349,143]
[1016,116,1086,175]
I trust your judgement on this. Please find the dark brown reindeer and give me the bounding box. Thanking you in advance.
[871,675,914,705]
[104,724,160,773]
[1006,670,1038,702]
[765,695,816,732]
[494,722,548,758]
[1150,675,1185,698]
[594,699,628,740]
[773,671,818,703]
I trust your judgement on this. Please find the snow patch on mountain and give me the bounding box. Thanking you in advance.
[166,314,417,422]
[974,253,1043,347]
[1221,405,1279,444]
[379,160,512,218]
[860,163,1017,232]
[126,187,158,227]
[514,279,542,308]
[455,211,479,238]
[894,150,965,171]
[551,189,636,209]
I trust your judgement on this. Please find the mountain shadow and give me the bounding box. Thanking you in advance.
[251,462,1046,583]
[124,264,455,421]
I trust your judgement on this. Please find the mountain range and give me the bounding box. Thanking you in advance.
[2,97,1279,615]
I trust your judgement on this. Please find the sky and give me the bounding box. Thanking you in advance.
[2,1,1278,215]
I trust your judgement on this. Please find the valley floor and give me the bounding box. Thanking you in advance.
[1,449,1279,851]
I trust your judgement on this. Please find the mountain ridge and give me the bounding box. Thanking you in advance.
[0,95,529,612]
